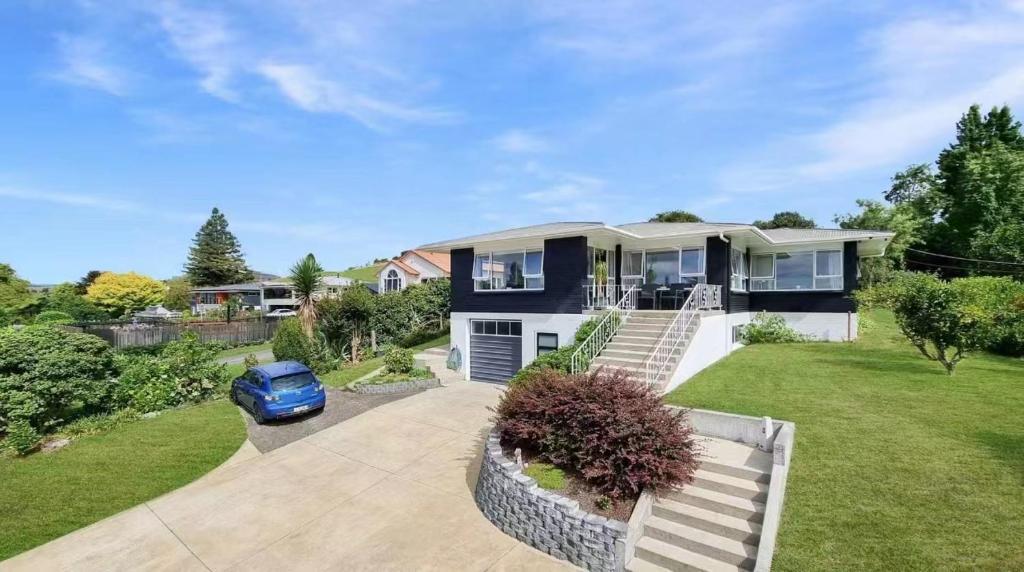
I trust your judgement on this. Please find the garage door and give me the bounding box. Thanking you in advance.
[470,319,522,383]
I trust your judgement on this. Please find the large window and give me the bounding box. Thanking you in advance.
[384,269,402,292]
[621,248,705,287]
[473,249,544,291]
[622,250,644,277]
[750,249,843,291]
[730,249,748,292]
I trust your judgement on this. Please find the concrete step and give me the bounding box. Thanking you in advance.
[625,556,672,572]
[614,332,664,342]
[631,310,679,316]
[627,316,677,325]
[602,348,654,360]
[699,461,771,484]
[642,516,758,568]
[592,355,647,368]
[606,340,658,352]
[692,470,769,503]
[653,499,762,544]
[664,486,765,523]
[633,537,747,572]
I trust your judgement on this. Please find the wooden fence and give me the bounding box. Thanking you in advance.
[68,320,281,349]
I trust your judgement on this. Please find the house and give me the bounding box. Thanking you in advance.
[417,221,893,388]
[376,249,451,293]
[134,305,183,319]
[189,276,355,314]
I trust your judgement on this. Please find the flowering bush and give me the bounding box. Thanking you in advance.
[741,312,808,344]
[495,368,700,498]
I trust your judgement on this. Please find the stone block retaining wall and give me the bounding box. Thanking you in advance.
[474,430,630,571]
[350,378,440,394]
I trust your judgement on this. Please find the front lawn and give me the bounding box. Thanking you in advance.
[0,400,246,561]
[215,341,272,360]
[664,310,1024,570]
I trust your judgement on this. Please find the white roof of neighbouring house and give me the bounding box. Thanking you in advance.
[418,221,894,252]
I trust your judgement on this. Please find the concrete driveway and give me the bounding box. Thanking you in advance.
[1,379,574,572]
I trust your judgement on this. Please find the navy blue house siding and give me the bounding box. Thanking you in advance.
[451,236,587,314]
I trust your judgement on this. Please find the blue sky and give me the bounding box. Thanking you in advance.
[3,1,1024,283]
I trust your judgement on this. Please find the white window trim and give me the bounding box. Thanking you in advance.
[621,247,707,285]
[470,319,523,337]
[473,249,545,292]
[383,269,402,292]
[536,332,558,355]
[749,249,844,292]
[730,248,749,293]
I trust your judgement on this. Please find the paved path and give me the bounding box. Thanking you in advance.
[1,348,574,572]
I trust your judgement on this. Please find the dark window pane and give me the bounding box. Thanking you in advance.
[776,252,813,290]
[510,322,522,336]
[497,321,510,335]
[537,333,558,355]
[472,321,484,334]
[484,321,497,335]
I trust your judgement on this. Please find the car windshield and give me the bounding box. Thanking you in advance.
[270,372,317,391]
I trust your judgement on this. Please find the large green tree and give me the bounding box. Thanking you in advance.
[835,200,924,286]
[931,105,1024,264]
[753,211,816,229]
[184,208,254,286]
[163,277,193,311]
[649,210,703,223]
[0,263,33,311]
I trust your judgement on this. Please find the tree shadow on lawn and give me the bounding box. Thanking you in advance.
[814,347,951,381]
[975,431,1024,485]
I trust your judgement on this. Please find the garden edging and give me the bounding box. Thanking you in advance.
[350,377,441,394]
[474,429,636,572]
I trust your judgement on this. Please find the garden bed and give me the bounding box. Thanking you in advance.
[512,446,636,522]
[475,429,636,572]
[350,376,440,394]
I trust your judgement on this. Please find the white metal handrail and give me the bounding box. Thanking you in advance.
[644,284,722,386]
[571,285,638,374]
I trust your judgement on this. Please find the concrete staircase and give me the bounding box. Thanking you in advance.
[588,310,700,389]
[628,438,773,572]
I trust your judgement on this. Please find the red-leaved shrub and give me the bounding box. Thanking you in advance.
[495,367,700,498]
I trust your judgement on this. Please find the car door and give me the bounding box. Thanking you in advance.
[242,371,263,409]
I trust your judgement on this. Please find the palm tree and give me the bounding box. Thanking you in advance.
[289,253,324,338]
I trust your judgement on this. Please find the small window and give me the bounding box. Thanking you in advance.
[510,321,522,336]
[246,372,262,387]
[472,321,484,334]
[680,248,705,276]
[471,320,523,337]
[622,251,644,277]
[484,321,497,335]
[537,333,558,355]
[497,321,510,336]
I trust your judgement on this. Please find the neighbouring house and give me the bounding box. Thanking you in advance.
[134,305,183,319]
[189,276,354,314]
[376,249,451,293]
[418,221,893,388]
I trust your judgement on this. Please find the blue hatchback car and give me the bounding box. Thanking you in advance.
[230,361,326,424]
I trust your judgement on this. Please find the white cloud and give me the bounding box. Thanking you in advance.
[151,1,238,101]
[257,62,456,129]
[493,130,551,153]
[720,0,1024,194]
[52,34,127,96]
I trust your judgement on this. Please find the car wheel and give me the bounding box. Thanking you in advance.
[230,388,240,405]
[252,407,266,425]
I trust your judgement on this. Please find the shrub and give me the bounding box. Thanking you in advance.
[5,419,39,455]
[741,312,808,344]
[34,310,74,324]
[0,326,115,432]
[370,291,416,349]
[272,318,314,365]
[113,354,177,412]
[60,409,141,438]
[113,332,225,411]
[950,276,1024,357]
[496,368,700,498]
[399,326,447,348]
[243,353,260,369]
[888,272,989,374]
[383,346,415,374]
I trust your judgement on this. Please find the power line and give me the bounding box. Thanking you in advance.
[903,258,1024,275]
[905,247,1024,267]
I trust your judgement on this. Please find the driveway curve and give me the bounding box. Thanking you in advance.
[0,375,574,571]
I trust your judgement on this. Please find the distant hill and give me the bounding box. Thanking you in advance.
[334,262,386,282]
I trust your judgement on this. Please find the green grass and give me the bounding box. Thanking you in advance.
[524,462,568,491]
[333,263,386,282]
[0,400,246,560]
[664,310,1024,571]
[215,341,272,360]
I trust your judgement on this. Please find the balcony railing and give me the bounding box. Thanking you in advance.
[644,283,722,387]
[583,283,619,309]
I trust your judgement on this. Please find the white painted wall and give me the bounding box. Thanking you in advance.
[450,312,588,381]
[775,311,857,342]
[664,312,751,394]
[404,252,447,280]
